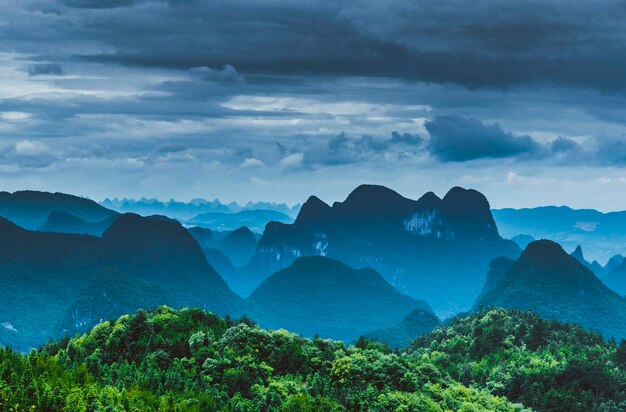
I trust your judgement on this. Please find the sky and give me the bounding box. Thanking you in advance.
[2,0,626,210]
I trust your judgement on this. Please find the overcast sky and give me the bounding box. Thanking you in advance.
[3,0,626,209]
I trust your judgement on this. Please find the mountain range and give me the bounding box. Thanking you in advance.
[0,190,117,231]
[493,206,626,263]
[0,191,447,348]
[101,197,300,220]
[189,226,258,267]
[0,213,241,349]
[5,186,626,350]
[242,184,520,316]
[187,209,293,232]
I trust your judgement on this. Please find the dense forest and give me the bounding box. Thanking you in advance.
[1,307,625,411]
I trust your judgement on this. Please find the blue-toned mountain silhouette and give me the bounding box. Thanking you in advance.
[603,258,626,296]
[189,225,258,267]
[54,270,170,336]
[0,190,117,231]
[242,184,519,316]
[476,240,626,340]
[364,309,441,349]
[39,210,118,236]
[493,206,626,263]
[0,214,241,349]
[245,256,433,343]
[187,209,293,232]
[570,245,603,277]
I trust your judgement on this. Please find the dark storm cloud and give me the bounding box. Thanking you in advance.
[596,138,626,165]
[0,0,618,90]
[391,131,422,146]
[62,0,136,9]
[425,115,545,162]
[301,131,425,166]
[551,136,580,153]
[28,63,64,76]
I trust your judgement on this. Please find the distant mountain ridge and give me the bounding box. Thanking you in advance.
[243,184,519,316]
[101,197,300,220]
[189,226,258,268]
[0,190,117,231]
[493,206,626,263]
[570,245,604,277]
[188,209,293,232]
[39,210,118,236]
[603,257,626,295]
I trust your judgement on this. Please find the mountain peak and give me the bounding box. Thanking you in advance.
[103,213,197,249]
[571,245,585,262]
[442,187,491,215]
[439,186,498,239]
[477,239,626,339]
[488,239,594,288]
[521,239,572,264]
[335,184,417,217]
[295,196,332,223]
[416,191,442,209]
[247,256,432,342]
[228,226,255,240]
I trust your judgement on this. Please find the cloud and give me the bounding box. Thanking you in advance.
[2,0,623,90]
[551,136,580,153]
[14,140,51,156]
[391,131,422,146]
[0,140,57,169]
[62,0,136,9]
[28,63,64,77]
[189,65,245,83]
[239,158,266,170]
[425,115,545,162]
[596,138,626,165]
[325,133,390,164]
[279,152,304,169]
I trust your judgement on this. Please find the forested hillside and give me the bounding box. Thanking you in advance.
[2,307,625,411]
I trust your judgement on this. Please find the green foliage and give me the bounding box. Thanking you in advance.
[411,308,626,412]
[0,306,523,411]
[7,306,625,411]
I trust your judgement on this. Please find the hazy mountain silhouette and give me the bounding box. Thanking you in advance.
[54,270,170,336]
[101,197,300,220]
[493,206,626,263]
[570,245,603,277]
[245,256,433,343]
[476,240,626,339]
[364,309,441,349]
[0,213,241,349]
[603,258,626,296]
[187,209,293,232]
[39,210,117,236]
[201,248,237,287]
[511,234,534,249]
[189,225,257,268]
[603,254,625,278]
[0,190,117,230]
[243,184,519,316]
[476,256,515,302]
